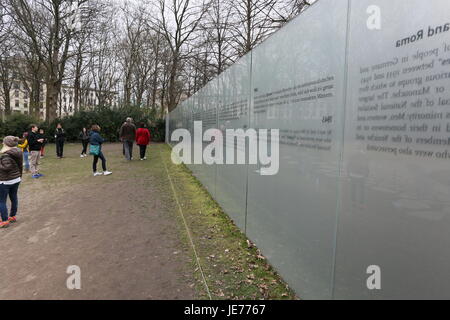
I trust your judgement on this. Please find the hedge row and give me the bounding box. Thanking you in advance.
[0,106,166,143]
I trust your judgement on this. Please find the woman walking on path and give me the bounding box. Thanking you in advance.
[0,136,23,229]
[90,125,112,177]
[136,122,151,161]
[79,127,90,158]
[55,124,66,159]
[18,132,30,173]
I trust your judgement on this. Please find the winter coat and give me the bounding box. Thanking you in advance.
[0,148,23,181]
[119,122,136,141]
[79,130,90,141]
[55,128,66,141]
[18,139,29,152]
[136,128,151,146]
[28,131,43,151]
[89,130,104,146]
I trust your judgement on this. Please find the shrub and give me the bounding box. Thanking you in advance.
[0,113,40,138]
[1,106,166,143]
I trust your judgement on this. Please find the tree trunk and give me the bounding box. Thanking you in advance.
[74,56,82,113]
[45,78,60,122]
[30,79,41,118]
[2,83,11,117]
[167,53,179,113]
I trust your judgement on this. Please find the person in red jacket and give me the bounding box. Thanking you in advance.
[135,122,151,161]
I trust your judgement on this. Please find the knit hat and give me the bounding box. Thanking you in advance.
[3,136,19,147]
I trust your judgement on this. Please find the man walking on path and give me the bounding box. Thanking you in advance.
[119,117,136,161]
[28,125,44,179]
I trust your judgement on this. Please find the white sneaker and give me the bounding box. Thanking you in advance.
[93,172,103,176]
[80,155,84,158]
[103,171,112,176]
[144,157,147,160]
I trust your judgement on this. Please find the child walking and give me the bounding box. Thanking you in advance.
[0,136,23,229]
[89,125,112,177]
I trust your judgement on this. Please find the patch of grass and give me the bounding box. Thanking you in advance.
[158,144,298,300]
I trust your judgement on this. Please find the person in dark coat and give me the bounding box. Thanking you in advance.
[28,124,44,178]
[119,117,136,161]
[79,127,90,158]
[0,136,23,228]
[55,123,66,159]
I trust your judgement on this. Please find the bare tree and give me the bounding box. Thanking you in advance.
[88,13,121,109]
[203,0,236,75]
[117,3,148,107]
[6,0,96,122]
[154,0,211,113]
[229,0,279,56]
[70,1,106,112]
[271,0,313,26]
[14,42,45,118]
[0,2,13,118]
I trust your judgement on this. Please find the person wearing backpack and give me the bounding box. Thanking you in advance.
[0,136,23,229]
[89,125,112,177]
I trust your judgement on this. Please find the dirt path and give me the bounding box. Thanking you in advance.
[0,143,196,299]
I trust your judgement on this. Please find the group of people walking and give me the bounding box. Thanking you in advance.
[0,117,151,229]
[119,117,151,162]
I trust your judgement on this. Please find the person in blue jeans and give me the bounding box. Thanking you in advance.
[89,125,112,177]
[0,136,23,229]
[18,132,30,173]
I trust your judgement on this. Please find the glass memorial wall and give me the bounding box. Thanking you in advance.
[246,0,348,299]
[334,0,450,299]
[215,55,252,230]
[167,0,450,299]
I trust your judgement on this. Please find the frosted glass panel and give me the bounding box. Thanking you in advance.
[189,82,218,197]
[215,54,252,230]
[334,0,450,299]
[246,0,348,299]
